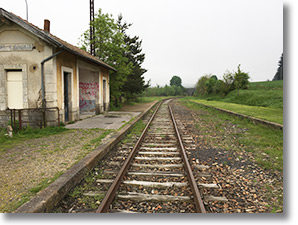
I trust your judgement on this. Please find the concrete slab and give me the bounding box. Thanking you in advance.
[65,111,141,129]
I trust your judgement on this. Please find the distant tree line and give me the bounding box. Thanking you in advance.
[273,53,283,81]
[80,9,149,108]
[194,64,250,97]
[142,75,186,96]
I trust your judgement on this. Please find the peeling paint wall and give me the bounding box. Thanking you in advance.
[0,23,53,110]
[56,51,79,121]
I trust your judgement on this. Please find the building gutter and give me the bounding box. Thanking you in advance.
[41,50,63,108]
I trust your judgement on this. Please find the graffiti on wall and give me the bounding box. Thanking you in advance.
[79,82,99,112]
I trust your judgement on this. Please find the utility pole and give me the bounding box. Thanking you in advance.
[90,0,95,56]
[25,0,28,21]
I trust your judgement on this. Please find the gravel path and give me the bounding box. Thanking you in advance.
[0,129,106,212]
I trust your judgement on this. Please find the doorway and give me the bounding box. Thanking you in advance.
[63,72,71,121]
[7,70,23,109]
[103,79,107,111]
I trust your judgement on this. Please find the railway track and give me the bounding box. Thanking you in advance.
[55,99,228,213]
[96,99,206,213]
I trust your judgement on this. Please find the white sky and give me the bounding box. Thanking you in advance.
[1,0,283,87]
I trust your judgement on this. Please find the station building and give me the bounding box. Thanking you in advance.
[0,8,116,125]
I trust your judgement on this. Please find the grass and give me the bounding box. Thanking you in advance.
[221,88,283,109]
[248,80,283,90]
[198,80,283,109]
[188,98,283,125]
[180,98,283,172]
[0,126,69,152]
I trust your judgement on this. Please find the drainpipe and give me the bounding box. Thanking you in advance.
[41,50,63,108]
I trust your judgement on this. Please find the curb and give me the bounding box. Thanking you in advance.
[190,101,283,130]
[15,101,158,213]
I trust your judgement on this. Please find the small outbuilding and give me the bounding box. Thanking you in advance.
[0,8,116,126]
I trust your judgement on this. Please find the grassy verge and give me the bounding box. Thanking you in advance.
[195,80,283,109]
[187,98,283,125]
[0,126,69,152]
[180,98,283,172]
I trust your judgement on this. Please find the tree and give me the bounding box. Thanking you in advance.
[233,64,250,95]
[221,70,234,94]
[273,53,283,80]
[206,75,217,94]
[117,14,149,101]
[170,76,182,87]
[80,9,133,107]
[214,79,225,95]
[194,75,209,96]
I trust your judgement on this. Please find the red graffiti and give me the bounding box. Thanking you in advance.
[79,82,99,90]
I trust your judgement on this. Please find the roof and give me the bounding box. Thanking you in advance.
[0,8,116,72]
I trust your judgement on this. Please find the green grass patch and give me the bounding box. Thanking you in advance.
[188,98,283,125]
[0,126,69,152]
[180,98,283,172]
[248,80,283,90]
[221,89,283,109]
[194,80,283,109]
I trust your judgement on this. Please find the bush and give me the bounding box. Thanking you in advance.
[195,65,250,97]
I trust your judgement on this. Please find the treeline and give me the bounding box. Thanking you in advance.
[142,85,185,96]
[195,65,250,97]
[142,75,186,96]
[80,9,148,108]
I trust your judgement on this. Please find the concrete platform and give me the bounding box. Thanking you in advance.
[65,111,141,130]
[15,100,158,213]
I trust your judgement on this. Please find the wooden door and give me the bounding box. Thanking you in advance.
[7,71,23,109]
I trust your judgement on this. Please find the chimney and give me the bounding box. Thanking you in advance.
[44,19,50,33]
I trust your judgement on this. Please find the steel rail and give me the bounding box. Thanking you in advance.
[96,101,163,213]
[168,102,206,213]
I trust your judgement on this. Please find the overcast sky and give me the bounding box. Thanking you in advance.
[1,0,283,87]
